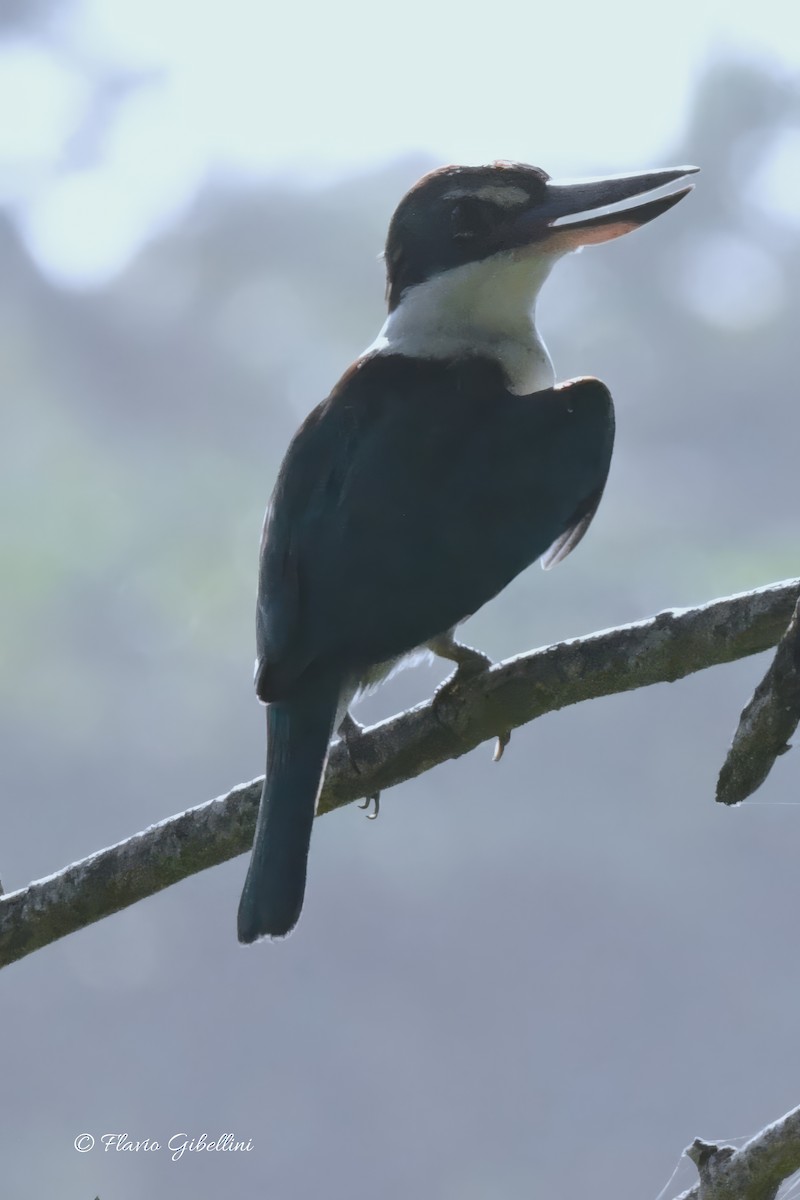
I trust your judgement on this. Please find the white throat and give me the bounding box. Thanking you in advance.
[366,247,560,395]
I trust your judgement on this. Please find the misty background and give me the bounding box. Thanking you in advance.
[2,1,800,1197]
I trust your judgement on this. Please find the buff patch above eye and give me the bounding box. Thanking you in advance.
[442,184,531,208]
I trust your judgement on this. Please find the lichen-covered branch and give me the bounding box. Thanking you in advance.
[717,595,800,805]
[674,1103,800,1199]
[1,577,798,970]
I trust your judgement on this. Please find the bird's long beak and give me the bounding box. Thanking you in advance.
[509,165,699,252]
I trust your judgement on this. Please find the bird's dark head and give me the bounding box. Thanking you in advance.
[384,160,698,312]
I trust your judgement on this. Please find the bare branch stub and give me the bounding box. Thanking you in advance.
[676,1104,800,1200]
[717,595,800,805]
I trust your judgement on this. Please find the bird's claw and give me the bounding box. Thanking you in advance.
[358,793,381,820]
[493,731,511,762]
[340,713,381,819]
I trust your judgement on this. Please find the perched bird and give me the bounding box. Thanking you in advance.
[238,159,697,943]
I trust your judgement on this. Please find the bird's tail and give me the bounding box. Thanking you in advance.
[237,673,341,943]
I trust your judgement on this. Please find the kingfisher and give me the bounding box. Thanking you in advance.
[237,159,697,943]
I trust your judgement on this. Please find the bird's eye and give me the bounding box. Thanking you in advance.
[450,198,490,240]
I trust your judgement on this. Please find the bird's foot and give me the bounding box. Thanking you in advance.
[429,638,511,763]
[493,730,511,762]
[427,634,494,677]
[358,793,380,820]
[432,657,490,705]
[338,712,381,819]
[338,711,364,746]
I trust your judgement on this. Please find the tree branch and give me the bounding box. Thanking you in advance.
[1,577,798,970]
[717,595,800,805]
[674,1103,800,1199]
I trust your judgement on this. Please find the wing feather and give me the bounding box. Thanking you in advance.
[256,358,614,698]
